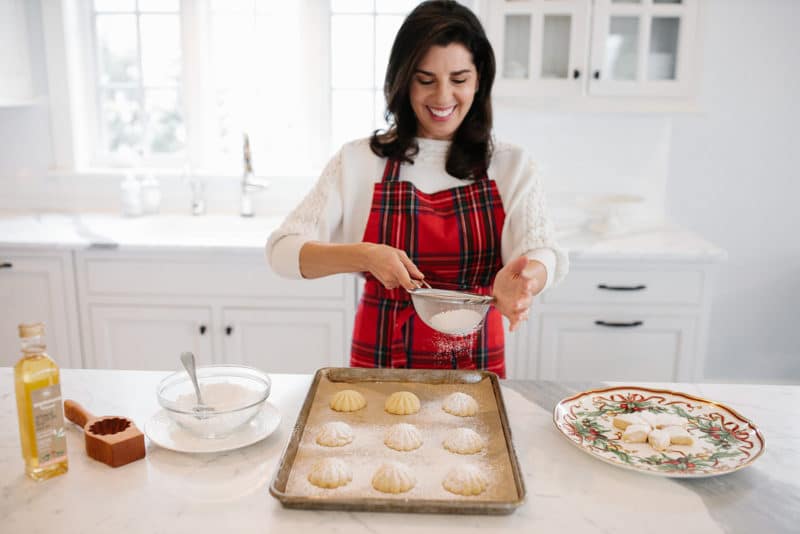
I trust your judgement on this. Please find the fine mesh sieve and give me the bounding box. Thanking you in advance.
[407,287,495,336]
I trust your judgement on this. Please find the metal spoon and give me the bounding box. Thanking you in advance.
[180,351,213,416]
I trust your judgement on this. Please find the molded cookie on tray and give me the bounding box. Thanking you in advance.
[329,389,367,412]
[384,391,421,415]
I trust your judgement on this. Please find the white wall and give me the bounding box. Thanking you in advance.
[1,0,797,382]
[667,0,800,382]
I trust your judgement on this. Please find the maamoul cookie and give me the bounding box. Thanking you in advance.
[371,462,416,494]
[621,424,650,443]
[384,391,420,415]
[330,389,366,412]
[307,458,352,489]
[665,426,694,445]
[443,427,485,455]
[442,392,479,417]
[640,412,687,429]
[384,423,423,452]
[316,421,354,447]
[442,464,489,496]
[613,413,646,430]
[648,429,671,451]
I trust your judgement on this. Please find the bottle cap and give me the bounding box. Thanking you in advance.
[18,322,45,338]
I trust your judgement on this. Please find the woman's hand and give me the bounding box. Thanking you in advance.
[492,256,547,332]
[361,243,424,290]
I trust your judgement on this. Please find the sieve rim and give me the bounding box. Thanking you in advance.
[407,288,494,305]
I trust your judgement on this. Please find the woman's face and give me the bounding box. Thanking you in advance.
[409,43,478,141]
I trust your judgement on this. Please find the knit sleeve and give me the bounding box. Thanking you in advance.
[265,149,344,279]
[501,152,569,288]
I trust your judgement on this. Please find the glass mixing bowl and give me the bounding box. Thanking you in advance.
[157,365,271,439]
[407,288,495,336]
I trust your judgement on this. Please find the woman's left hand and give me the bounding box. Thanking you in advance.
[492,256,547,332]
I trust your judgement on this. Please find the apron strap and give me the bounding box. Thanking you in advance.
[381,159,402,182]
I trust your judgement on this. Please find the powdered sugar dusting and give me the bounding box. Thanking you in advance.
[429,309,484,335]
[283,375,518,503]
[431,331,476,369]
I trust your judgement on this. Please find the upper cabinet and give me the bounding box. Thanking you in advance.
[482,0,701,110]
[590,0,698,97]
[488,0,590,98]
[0,0,35,106]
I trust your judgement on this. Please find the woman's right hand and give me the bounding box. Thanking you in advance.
[361,243,424,290]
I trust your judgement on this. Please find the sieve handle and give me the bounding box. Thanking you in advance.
[412,278,432,289]
[465,295,495,305]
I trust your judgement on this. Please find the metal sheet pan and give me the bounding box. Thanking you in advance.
[269,368,525,514]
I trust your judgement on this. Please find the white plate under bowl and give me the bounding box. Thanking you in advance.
[145,401,281,453]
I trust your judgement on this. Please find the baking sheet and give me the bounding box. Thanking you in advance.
[269,368,525,514]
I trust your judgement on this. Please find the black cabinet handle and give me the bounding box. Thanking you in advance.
[595,320,643,328]
[0,262,12,269]
[593,70,600,79]
[199,324,207,335]
[597,284,647,291]
[573,69,581,79]
[225,326,233,336]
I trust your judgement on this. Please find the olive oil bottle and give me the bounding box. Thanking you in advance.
[14,323,68,480]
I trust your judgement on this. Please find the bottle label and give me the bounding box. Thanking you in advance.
[30,384,68,466]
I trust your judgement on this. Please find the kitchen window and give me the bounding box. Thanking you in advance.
[68,0,422,179]
[330,0,422,150]
[91,0,185,166]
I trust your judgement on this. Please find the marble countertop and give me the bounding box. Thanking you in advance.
[0,212,726,261]
[1,369,795,534]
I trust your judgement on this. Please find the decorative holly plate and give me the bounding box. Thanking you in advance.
[553,386,765,477]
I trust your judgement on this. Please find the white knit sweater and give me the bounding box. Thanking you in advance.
[266,137,569,291]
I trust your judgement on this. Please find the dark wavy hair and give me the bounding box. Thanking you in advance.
[370,0,495,181]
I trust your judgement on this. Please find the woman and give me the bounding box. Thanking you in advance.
[267,0,567,378]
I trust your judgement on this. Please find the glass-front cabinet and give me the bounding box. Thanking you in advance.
[589,0,698,96]
[482,0,699,103]
[487,0,590,97]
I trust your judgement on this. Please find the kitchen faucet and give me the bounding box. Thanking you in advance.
[240,133,268,217]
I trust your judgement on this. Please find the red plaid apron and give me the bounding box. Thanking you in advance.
[350,158,507,377]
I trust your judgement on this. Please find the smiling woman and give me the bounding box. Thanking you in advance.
[267,0,569,378]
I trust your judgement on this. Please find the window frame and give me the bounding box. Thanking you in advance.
[86,1,188,168]
[41,0,422,178]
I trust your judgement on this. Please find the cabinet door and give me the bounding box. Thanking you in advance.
[537,313,696,381]
[87,305,213,370]
[589,0,698,96]
[0,253,78,367]
[221,308,346,374]
[489,0,590,97]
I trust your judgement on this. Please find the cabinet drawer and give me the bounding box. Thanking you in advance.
[82,256,345,300]
[543,268,704,306]
[537,314,696,381]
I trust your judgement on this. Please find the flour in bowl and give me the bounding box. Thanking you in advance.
[429,309,483,335]
[175,382,262,411]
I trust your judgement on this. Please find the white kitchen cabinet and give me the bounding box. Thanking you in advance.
[85,305,213,370]
[0,0,35,106]
[482,0,700,107]
[537,313,696,381]
[589,0,698,97]
[75,250,356,372]
[221,308,347,373]
[512,259,717,381]
[487,0,590,98]
[0,249,81,367]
